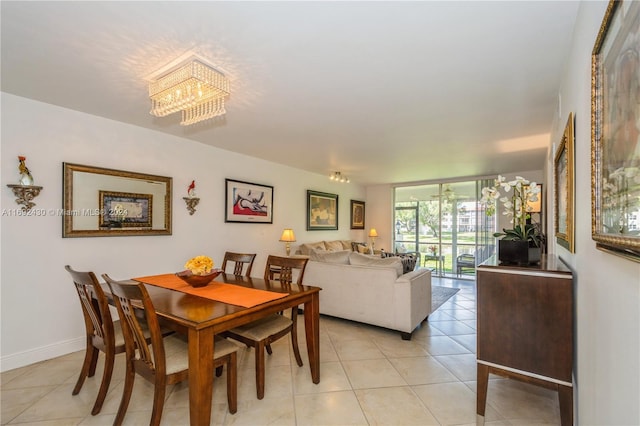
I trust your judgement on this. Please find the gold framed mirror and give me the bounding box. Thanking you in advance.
[63,162,172,237]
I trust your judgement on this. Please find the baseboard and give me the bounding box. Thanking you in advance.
[1,336,85,372]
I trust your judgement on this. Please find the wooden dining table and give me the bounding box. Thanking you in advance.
[127,272,321,425]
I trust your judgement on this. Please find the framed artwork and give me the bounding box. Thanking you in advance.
[591,0,640,261]
[99,190,152,228]
[225,178,273,224]
[307,190,338,230]
[350,200,365,229]
[555,113,575,252]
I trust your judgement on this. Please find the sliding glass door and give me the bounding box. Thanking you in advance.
[394,179,495,279]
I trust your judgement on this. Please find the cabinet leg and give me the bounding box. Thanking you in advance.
[558,385,573,426]
[477,363,489,416]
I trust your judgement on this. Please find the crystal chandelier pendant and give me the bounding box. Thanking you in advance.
[148,59,230,125]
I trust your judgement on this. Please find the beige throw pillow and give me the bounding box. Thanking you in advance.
[348,252,403,276]
[357,244,371,254]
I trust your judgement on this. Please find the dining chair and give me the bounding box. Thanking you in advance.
[223,255,308,399]
[222,251,257,277]
[102,274,239,426]
[65,265,125,416]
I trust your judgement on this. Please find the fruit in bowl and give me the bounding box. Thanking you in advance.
[176,269,222,287]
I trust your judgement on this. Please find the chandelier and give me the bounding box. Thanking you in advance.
[148,57,230,126]
[329,171,350,183]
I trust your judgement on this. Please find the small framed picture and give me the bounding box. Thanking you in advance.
[225,178,274,224]
[99,190,153,228]
[554,113,575,252]
[307,190,338,230]
[350,200,365,229]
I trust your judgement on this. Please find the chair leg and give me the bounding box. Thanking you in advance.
[90,347,115,415]
[72,343,97,395]
[290,308,303,367]
[113,362,135,426]
[227,353,237,414]
[290,328,303,367]
[255,341,266,400]
[215,365,223,377]
[149,377,167,426]
[265,343,273,355]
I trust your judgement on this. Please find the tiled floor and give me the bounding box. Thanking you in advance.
[1,277,562,425]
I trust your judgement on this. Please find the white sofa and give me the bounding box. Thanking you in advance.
[298,246,432,340]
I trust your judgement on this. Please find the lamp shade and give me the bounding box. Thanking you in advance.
[368,228,378,238]
[526,184,542,213]
[279,229,296,242]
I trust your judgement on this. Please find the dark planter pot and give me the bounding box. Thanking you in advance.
[498,240,541,266]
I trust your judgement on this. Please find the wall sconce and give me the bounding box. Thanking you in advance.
[279,228,296,256]
[183,180,200,215]
[368,228,378,252]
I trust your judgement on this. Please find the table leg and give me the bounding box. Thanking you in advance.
[304,292,320,384]
[477,362,489,416]
[188,327,215,426]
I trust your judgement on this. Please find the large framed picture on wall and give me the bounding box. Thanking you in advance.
[225,178,273,224]
[307,190,338,230]
[591,0,640,261]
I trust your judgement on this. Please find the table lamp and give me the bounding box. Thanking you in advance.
[279,228,296,256]
[368,228,378,252]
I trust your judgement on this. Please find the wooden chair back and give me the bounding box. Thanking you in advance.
[65,265,122,415]
[103,274,237,424]
[222,252,257,277]
[102,276,167,378]
[264,255,308,285]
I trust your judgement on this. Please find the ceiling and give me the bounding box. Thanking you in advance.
[1,1,580,186]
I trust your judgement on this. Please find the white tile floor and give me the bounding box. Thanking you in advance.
[1,277,562,425]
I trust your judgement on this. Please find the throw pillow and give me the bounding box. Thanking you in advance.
[398,254,417,273]
[309,249,351,264]
[351,241,367,252]
[324,240,344,251]
[348,252,403,276]
[299,241,327,255]
[357,244,371,254]
[340,240,352,250]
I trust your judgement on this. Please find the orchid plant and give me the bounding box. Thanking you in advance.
[481,175,542,246]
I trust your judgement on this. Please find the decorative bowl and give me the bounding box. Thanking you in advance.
[176,269,222,287]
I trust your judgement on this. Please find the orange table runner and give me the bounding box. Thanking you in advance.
[133,274,287,308]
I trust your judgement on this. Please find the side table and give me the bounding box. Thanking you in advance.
[423,254,444,275]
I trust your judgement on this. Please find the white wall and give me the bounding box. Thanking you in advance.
[0,93,366,371]
[550,2,640,424]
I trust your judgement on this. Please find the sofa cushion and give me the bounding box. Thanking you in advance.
[349,252,403,276]
[324,240,344,251]
[340,240,352,250]
[299,241,327,255]
[309,249,351,264]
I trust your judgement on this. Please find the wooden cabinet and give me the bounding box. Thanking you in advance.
[476,255,574,425]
